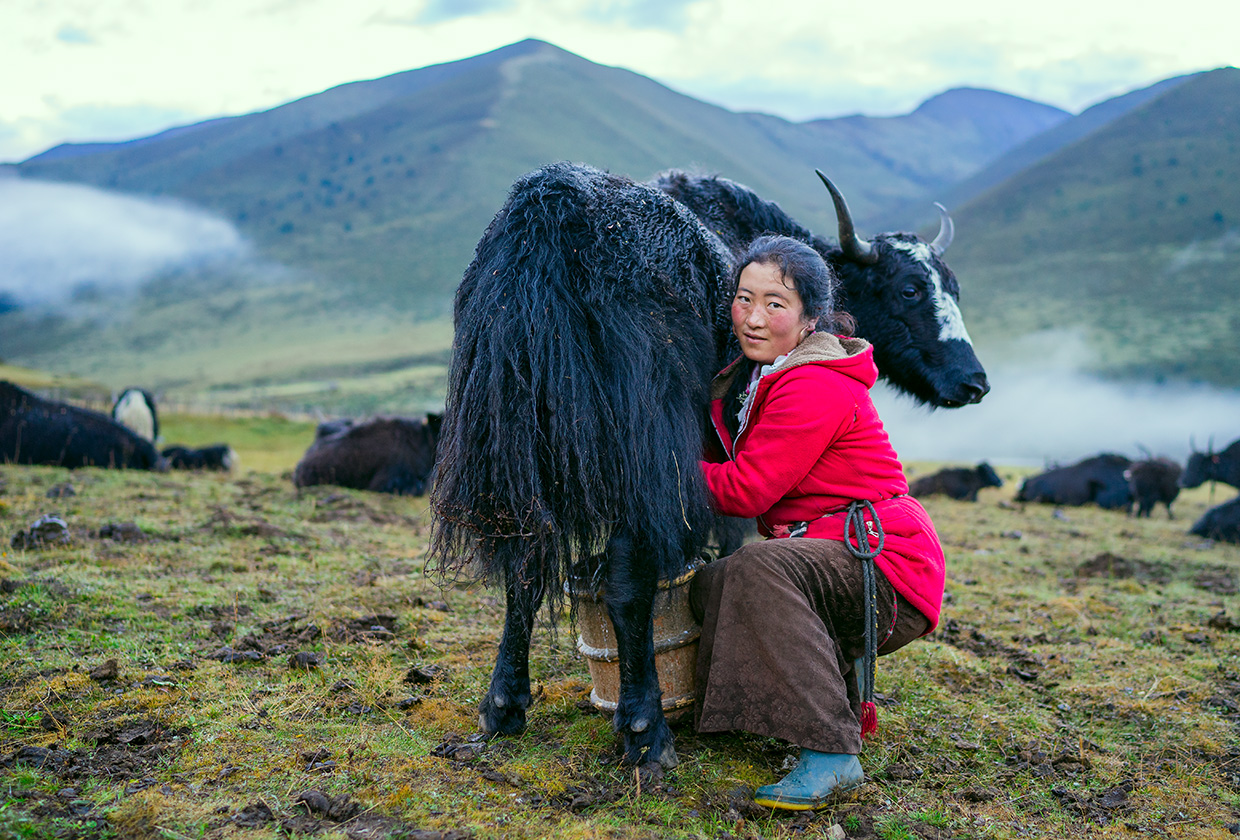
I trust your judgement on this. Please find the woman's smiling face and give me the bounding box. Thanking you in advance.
[731,261,816,364]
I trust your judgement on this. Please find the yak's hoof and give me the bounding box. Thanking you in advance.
[479,692,527,736]
[654,741,679,769]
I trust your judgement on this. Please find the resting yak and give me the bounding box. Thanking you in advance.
[909,462,1003,502]
[1190,496,1240,544]
[1016,453,1133,510]
[162,444,237,471]
[293,415,441,495]
[2,380,163,470]
[429,162,990,768]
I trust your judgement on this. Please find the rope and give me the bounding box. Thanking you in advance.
[843,500,884,731]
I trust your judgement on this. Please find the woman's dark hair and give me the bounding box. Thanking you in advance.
[735,234,841,331]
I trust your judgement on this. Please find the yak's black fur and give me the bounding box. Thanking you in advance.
[909,462,1003,501]
[430,162,990,768]
[1181,438,1240,490]
[295,415,441,496]
[1190,496,1240,544]
[1016,453,1133,509]
[2,381,163,470]
[162,444,236,471]
[1124,457,1182,518]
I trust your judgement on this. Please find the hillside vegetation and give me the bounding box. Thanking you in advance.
[1,446,1238,838]
[949,68,1240,387]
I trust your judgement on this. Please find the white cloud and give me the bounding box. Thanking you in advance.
[0,178,251,305]
[875,331,1240,466]
[1,0,1236,161]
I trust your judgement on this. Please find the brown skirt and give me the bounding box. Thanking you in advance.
[689,537,930,754]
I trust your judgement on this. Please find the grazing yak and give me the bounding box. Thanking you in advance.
[1190,496,1240,544]
[162,444,237,471]
[429,162,991,768]
[1016,453,1132,510]
[1181,437,1240,490]
[2,381,163,470]
[1124,457,1182,518]
[293,415,440,495]
[909,462,1003,501]
[112,388,159,443]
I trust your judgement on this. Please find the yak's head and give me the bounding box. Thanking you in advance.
[1181,437,1217,488]
[977,462,1004,489]
[815,171,990,409]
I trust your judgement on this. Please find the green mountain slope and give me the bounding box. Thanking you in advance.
[0,40,1068,408]
[949,67,1240,386]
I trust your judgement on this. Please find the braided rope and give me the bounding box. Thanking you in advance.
[844,500,884,712]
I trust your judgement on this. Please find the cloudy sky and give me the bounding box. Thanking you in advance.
[2,0,1236,163]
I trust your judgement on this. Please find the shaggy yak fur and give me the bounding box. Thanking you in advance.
[1016,453,1133,510]
[294,415,441,496]
[1181,438,1240,491]
[1124,457,1182,518]
[2,381,163,470]
[909,462,1003,501]
[430,162,989,768]
[1190,496,1240,544]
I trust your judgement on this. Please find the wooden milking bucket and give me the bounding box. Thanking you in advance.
[568,563,703,722]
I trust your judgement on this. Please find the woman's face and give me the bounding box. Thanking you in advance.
[731,261,816,364]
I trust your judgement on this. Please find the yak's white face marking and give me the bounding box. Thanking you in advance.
[114,390,155,442]
[890,240,974,345]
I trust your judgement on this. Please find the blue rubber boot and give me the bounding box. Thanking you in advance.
[753,749,864,810]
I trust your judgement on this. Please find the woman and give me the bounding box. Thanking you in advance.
[692,234,945,810]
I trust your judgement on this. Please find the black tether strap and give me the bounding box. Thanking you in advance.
[843,500,884,712]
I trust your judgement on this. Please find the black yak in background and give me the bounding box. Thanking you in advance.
[1181,437,1240,490]
[1016,453,1133,510]
[162,444,237,471]
[909,462,1003,501]
[2,381,163,470]
[1190,496,1240,544]
[294,415,440,496]
[429,162,990,768]
[1124,457,1182,518]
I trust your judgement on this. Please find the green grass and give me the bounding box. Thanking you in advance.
[0,450,1238,838]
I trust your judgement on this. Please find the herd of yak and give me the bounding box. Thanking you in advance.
[5,378,1234,548]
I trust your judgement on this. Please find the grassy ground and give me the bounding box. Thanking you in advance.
[1,444,1238,839]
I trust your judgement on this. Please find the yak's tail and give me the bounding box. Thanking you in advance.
[429,164,717,611]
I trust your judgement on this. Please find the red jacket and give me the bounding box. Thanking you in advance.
[701,333,945,629]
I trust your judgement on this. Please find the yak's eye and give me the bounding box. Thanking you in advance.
[901,284,922,301]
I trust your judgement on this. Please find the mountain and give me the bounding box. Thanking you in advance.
[873,74,1198,232]
[947,67,1240,386]
[0,40,1067,409]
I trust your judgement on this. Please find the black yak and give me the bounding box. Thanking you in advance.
[1124,457,1182,518]
[162,444,237,471]
[909,462,1003,501]
[429,162,990,768]
[1181,438,1240,490]
[293,415,440,496]
[111,388,159,443]
[2,380,163,470]
[1016,453,1132,510]
[1189,496,1240,544]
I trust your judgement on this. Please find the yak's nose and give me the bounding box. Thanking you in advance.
[955,373,990,406]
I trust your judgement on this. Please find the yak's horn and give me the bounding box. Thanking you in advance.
[931,202,954,255]
[816,169,877,265]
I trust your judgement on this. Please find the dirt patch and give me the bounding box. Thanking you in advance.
[201,506,306,542]
[931,618,1045,680]
[308,492,415,526]
[3,717,186,787]
[1075,552,1171,584]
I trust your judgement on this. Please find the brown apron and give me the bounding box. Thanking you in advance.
[689,537,929,754]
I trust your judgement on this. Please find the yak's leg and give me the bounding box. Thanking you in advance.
[604,531,678,768]
[479,571,545,736]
